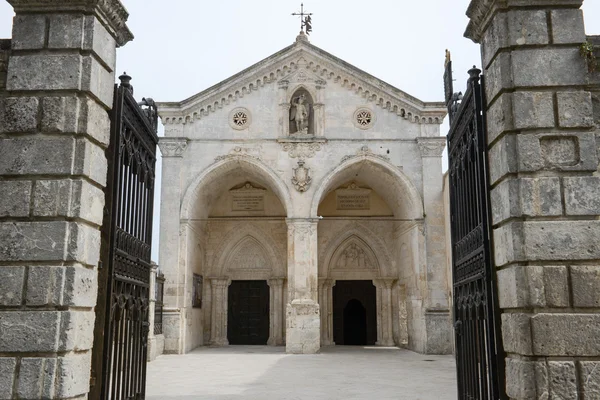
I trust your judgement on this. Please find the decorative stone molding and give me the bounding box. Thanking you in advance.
[417,138,446,158]
[7,0,134,46]
[464,0,497,43]
[291,160,312,192]
[158,50,446,127]
[228,107,251,130]
[158,138,188,158]
[341,145,390,163]
[214,146,262,162]
[281,142,322,159]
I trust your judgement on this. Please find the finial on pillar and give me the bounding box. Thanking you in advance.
[119,71,134,93]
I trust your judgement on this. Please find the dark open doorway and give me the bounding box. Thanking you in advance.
[227,280,269,345]
[333,280,377,345]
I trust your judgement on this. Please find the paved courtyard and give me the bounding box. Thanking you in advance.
[146,346,457,400]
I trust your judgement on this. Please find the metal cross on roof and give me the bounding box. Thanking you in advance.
[291,3,313,35]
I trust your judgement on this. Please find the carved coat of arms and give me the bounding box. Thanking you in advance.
[292,160,312,192]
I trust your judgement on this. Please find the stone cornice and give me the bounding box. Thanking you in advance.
[465,0,583,43]
[7,0,134,46]
[417,137,446,158]
[157,43,447,127]
[158,137,188,158]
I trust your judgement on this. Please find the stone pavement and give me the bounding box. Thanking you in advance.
[146,346,457,400]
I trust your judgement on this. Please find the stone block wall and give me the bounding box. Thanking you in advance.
[0,1,131,398]
[466,0,600,398]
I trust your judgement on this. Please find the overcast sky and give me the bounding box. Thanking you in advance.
[1,1,598,261]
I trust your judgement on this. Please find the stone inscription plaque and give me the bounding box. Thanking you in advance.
[232,194,264,211]
[230,182,266,211]
[336,183,371,210]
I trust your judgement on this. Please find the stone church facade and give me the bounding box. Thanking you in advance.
[156,32,451,355]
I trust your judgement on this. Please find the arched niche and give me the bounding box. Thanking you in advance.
[289,87,315,136]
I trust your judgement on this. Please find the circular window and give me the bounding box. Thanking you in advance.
[229,107,251,130]
[353,108,374,130]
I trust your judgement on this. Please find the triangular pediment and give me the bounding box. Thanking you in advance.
[278,57,327,87]
[158,39,446,126]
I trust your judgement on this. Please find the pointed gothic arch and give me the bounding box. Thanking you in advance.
[310,154,424,220]
[180,155,294,221]
[212,223,284,279]
[320,223,393,278]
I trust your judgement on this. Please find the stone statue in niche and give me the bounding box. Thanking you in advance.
[289,89,314,135]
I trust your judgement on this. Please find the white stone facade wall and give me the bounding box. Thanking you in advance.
[157,37,452,354]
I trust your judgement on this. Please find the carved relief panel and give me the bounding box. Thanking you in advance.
[331,235,378,271]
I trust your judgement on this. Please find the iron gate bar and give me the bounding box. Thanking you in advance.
[446,62,506,400]
[91,73,158,400]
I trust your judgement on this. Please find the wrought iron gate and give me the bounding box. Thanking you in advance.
[445,60,506,399]
[91,73,159,400]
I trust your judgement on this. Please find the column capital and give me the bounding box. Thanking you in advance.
[209,277,231,288]
[318,278,335,288]
[373,278,397,289]
[417,137,446,158]
[158,137,189,158]
[267,278,285,287]
[7,0,134,46]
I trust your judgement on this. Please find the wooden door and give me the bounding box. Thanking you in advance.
[228,280,270,345]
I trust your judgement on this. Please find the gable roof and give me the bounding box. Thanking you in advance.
[158,33,447,125]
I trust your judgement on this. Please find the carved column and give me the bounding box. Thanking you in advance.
[285,218,320,354]
[374,278,396,346]
[267,278,285,346]
[278,80,290,137]
[157,137,189,354]
[209,278,230,346]
[314,79,326,137]
[318,278,335,346]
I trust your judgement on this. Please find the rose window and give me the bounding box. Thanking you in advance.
[229,107,251,130]
[232,111,248,127]
[353,108,375,129]
[356,111,372,126]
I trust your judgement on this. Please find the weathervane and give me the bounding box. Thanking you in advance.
[292,3,313,35]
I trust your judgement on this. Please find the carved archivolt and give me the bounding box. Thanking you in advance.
[212,223,284,277]
[227,236,271,271]
[160,50,445,126]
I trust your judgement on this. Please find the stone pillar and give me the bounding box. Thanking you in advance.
[314,79,326,137]
[267,278,285,346]
[209,278,230,346]
[278,80,290,137]
[286,218,320,354]
[318,278,335,346]
[417,137,453,354]
[157,137,188,354]
[465,1,600,398]
[0,1,131,398]
[374,278,396,346]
